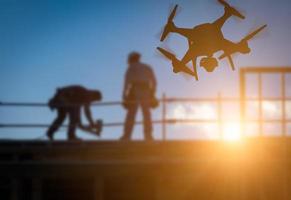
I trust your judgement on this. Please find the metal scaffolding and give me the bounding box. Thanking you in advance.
[240,67,291,137]
[0,67,290,140]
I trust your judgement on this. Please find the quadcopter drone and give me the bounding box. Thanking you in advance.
[157,0,267,80]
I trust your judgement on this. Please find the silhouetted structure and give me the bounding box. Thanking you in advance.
[157,0,267,80]
[0,67,290,199]
[121,52,157,141]
[47,85,102,141]
[1,139,291,200]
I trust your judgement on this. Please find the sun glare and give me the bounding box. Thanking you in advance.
[170,104,244,141]
[222,122,241,142]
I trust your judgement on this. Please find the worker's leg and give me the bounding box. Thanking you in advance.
[121,103,138,140]
[46,108,66,140]
[141,102,153,141]
[68,107,81,141]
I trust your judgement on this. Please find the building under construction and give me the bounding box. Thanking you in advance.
[0,67,291,200]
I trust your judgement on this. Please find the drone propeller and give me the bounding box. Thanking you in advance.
[157,47,198,78]
[157,47,176,60]
[168,5,178,23]
[219,24,267,60]
[160,4,178,42]
[155,48,192,81]
[241,24,267,42]
[217,0,245,19]
[248,19,270,40]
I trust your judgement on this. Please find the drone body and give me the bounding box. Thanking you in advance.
[158,0,267,80]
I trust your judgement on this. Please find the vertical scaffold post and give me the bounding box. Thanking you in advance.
[281,73,286,137]
[217,93,223,139]
[258,73,263,137]
[240,68,246,137]
[280,70,288,200]
[162,93,167,141]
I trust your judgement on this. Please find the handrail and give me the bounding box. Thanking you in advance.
[0,96,290,107]
[0,95,290,139]
[0,119,290,129]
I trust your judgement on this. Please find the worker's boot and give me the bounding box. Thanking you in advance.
[120,135,130,141]
[47,133,54,141]
[144,133,154,142]
[68,136,82,142]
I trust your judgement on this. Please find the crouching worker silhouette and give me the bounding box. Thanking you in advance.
[46,85,102,141]
[121,52,158,141]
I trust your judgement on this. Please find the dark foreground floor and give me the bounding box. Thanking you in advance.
[0,138,290,200]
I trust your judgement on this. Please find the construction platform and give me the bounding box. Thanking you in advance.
[0,139,291,200]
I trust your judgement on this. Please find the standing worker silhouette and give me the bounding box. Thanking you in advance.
[121,52,158,141]
[46,85,102,141]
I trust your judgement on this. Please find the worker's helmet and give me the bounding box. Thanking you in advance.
[128,51,141,64]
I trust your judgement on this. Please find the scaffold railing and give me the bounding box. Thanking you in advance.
[0,93,290,140]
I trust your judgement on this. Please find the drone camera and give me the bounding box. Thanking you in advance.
[200,57,218,72]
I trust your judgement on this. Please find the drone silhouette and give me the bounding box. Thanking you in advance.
[157,0,267,80]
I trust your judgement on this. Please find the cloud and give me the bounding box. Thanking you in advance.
[167,103,219,139]
[168,103,217,120]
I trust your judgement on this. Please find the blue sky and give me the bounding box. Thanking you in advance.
[0,0,290,140]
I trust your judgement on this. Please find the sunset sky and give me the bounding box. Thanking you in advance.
[0,0,290,140]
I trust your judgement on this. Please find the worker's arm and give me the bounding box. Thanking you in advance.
[79,104,102,136]
[122,69,131,100]
[149,68,157,93]
[84,104,94,127]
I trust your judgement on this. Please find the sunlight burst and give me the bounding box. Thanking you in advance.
[222,122,241,142]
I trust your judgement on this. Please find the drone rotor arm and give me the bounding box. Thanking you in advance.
[218,0,230,7]
[241,24,267,42]
[160,5,178,42]
[157,47,176,60]
[219,25,267,60]
[168,5,178,22]
[218,0,245,19]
